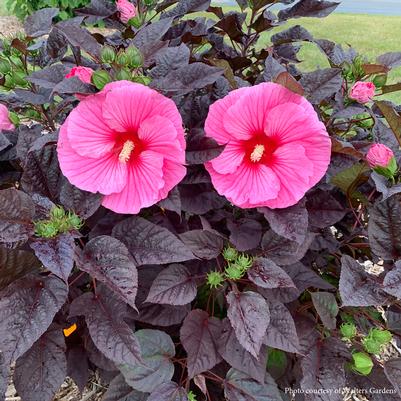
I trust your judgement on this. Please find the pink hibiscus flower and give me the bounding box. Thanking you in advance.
[65,66,94,84]
[116,0,137,24]
[204,83,331,209]
[57,80,186,214]
[0,104,14,131]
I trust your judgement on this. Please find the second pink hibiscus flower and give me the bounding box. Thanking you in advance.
[57,80,186,214]
[205,82,331,209]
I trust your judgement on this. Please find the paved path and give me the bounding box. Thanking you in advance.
[218,0,401,16]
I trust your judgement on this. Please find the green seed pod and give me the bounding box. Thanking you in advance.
[236,253,253,271]
[225,263,245,280]
[67,212,83,230]
[115,68,132,81]
[206,271,224,289]
[340,322,357,339]
[100,46,116,64]
[8,111,20,126]
[351,352,373,375]
[362,337,382,355]
[370,328,392,345]
[51,206,65,220]
[222,246,238,262]
[92,70,112,90]
[132,75,151,85]
[373,74,387,88]
[12,71,27,87]
[35,221,58,238]
[116,51,129,66]
[0,59,11,75]
[125,46,143,68]
[128,16,143,29]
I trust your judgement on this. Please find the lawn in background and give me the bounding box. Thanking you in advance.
[0,3,10,16]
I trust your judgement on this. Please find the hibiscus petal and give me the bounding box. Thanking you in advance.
[66,92,116,158]
[206,162,280,208]
[209,141,245,174]
[264,143,314,208]
[102,83,185,145]
[265,103,331,188]
[205,87,248,144]
[158,159,187,200]
[138,115,184,163]
[57,121,127,195]
[223,83,309,141]
[102,150,165,214]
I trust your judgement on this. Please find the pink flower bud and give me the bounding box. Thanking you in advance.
[349,81,376,104]
[65,66,94,84]
[366,144,394,168]
[0,103,15,131]
[117,0,137,24]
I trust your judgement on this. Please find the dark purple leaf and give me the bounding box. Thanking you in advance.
[14,88,52,105]
[368,194,401,260]
[179,229,223,259]
[148,382,188,401]
[264,301,300,353]
[152,63,223,96]
[112,217,194,265]
[158,187,181,215]
[102,374,147,401]
[79,236,138,309]
[59,182,102,219]
[306,190,346,228]
[136,303,190,327]
[0,246,41,290]
[69,287,143,366]
[0,353,7,401]
[261,230,315,265]
[52,76,96,95]
[185,130,225,165]
[0,188,35,245]
[377,52,401,69]
[384,359,401,397]
[279,0,340,20]
[300,68,342,104]
[15,125,43,162]
[383,261,401,298]
[27,64,68,89]
[180,310,222,378]
[14,326,67,401]
[67,346,89,393]
[145,264,196,306]
[262,55,286,82]
[180,186,226,214]
[271,25,313,44]
[339,255,389,307]
[76,0,117,24]
[371,172,401,202]
[133,18,173,64]
[162,0,210,18]
[30,233,75,282]
[150,44,190,79]
[224,369,283,401]
[310,292,338,330]
[248,257,295,289]
[300,338,347,401]
[56,22,101,58]
[0,274,68,363]
[227,219,262,252]
[119,329,175,393]
[24,8,59,37]
[21,145,63,202]
[227,291,270,358]
[217,319,268,383]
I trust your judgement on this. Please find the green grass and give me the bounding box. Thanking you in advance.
[0,3,10,16]
[208,10,401,103]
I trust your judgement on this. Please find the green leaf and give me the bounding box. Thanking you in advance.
[331,162,370,199]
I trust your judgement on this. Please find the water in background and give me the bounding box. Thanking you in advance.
[217,0,401,16]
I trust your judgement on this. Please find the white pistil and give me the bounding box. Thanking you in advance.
[250,144,265,162]
[119,140,135,163]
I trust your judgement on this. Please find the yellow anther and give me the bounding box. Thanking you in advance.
[250,144,265,162]
[118,140,135,163]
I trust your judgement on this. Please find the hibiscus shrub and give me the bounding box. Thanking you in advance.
[2,0,401,400]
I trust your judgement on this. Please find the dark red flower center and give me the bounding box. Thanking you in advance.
[243,134,279,166]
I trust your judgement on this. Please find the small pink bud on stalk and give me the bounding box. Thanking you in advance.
[367,143,398,182]
[349,81,376,104]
